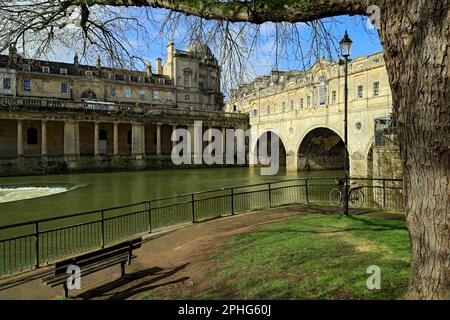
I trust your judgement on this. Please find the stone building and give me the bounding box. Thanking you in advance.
[0,41,247,176]
[226,52,401,178]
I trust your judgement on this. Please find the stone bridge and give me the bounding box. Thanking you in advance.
[247,102,392,178]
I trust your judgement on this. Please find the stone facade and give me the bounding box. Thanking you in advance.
[226,52,401,178]
[0,41,248,176]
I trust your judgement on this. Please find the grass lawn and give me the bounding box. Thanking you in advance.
[173,214,410,300]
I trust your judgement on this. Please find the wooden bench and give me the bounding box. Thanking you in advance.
[42,238,142,298]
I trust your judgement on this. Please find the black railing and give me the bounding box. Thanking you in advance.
[0,177,403,276]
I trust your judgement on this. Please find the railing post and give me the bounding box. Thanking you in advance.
[34,222,39,268]
[147,201,152,233]
[268,183,272,208]
[191,193,196,223]
[382,179,387,211]
[305,179,310,204]
[231,188,235,215]
[100,210,105,248]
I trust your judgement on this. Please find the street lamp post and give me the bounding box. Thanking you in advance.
[340,31,352,216]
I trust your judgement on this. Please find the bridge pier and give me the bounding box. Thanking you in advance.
[286,154,297,172]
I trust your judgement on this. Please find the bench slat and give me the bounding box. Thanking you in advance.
[54,239,142,276]
[44,253,138,286]
[43,254,130,285]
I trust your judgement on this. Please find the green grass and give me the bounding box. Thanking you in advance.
[195,214,410,300]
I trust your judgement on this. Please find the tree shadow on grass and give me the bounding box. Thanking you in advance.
[77,263,190,300]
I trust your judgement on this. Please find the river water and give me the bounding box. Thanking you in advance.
[0,167,342,226]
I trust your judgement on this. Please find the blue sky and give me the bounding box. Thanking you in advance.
[44,10,382,89]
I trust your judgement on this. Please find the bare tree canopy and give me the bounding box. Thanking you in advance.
[0,0,448,300]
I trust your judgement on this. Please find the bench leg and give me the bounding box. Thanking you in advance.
[120,262,125,278]
[63,282,69,299]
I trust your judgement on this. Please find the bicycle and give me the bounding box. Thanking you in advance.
[329,179,365,208]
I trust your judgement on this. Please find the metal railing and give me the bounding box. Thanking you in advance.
[0,176,403,276]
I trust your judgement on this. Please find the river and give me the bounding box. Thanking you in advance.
[0,167,342,226]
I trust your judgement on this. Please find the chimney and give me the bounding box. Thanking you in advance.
[156,58,162,75]
[96,56,101,69]
[9,44,18,63]
[145,62,152,77]
[74,53,79,67]
[167,42,175,57]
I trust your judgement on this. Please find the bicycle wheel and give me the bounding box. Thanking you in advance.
[329,188,342,206]
[349,189,364,208]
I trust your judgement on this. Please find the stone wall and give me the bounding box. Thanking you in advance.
[0,155,245,177]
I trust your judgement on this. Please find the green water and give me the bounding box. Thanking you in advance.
[0,168,342,227]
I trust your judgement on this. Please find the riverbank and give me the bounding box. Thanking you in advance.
[0,204,407,300]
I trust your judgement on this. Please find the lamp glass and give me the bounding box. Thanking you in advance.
[340,31,353,57]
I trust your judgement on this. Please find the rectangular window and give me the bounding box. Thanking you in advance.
[166,92,173,101]
[332,91,336,104]
[252,109,258,117]
[152,90,159,101]
[357,85,364,99]
[123,88,132,98]
[60,68,68,75]
[282,101,286,112]
[111,87,116,97]
[290,100,294,111]
[61,82,68,94]
[124,75,131,81]
[319,85,327,106]
[138,76,145,83]
[373,82,380,97]
[109,73,115,80]
[2,78,11,90]
[184,74,190,87]
[185,94,190,101]
[307,96,311,108]
[267,105,270,115]
[23,79,31,91]
[85,71,93,76]
[139,89,146,100]
[300,98,304,109]
[42,66,50,73]
[22,64,30,72]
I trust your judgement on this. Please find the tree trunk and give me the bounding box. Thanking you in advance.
[379,0,450,299]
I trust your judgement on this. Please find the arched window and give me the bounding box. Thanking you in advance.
[81,90,97,100]
[27,127,38,145]
[127,130,132,145]
[318,76,327,106]
[99,129,107,140]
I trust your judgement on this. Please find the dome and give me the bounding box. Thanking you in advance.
[186,39,213,58]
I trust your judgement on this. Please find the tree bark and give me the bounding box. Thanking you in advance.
[378,0,450,299]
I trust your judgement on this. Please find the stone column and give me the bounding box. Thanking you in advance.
[94,122,100,156]
[41,120,48,156]
[64,120,80,157]
[141,125,146,155]
[172,124,177,149]
[113,122,119,156]
[132,123,144,156]
[17,119,23,156]
[156,123,162,155]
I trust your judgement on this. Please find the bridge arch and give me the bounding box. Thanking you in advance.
[252,130,288,167]
[295,126,349,171]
